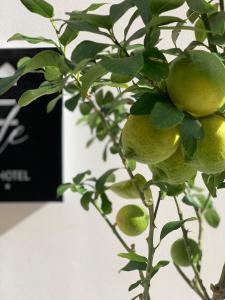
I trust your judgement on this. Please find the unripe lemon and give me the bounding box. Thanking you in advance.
[167,50,225,117]
[150,0,185,15]
[116,205,149,236]
[192,115,225,174]
[122,115,180,164]
[149,147,197,185]
[171,238,200,267]
[110,174,152,201]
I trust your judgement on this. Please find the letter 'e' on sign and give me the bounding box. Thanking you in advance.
[0,48,62,201]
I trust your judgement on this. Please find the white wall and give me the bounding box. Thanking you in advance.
[0,1,224,300]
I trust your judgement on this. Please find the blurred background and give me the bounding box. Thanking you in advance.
[0,1,224,299]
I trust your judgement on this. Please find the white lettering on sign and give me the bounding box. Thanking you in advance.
[0,170,31,182]
[0,99,29,154]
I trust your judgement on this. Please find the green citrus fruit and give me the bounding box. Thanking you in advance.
[110,174,152,201]
[149,147,197,185]
[171,238,201,267]
[150,0,185,15]
[167,50,225,117]
[122,115,180,164]
[116,205,149,236]
[192,115,225,174]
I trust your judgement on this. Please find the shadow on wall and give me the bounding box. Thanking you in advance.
[0,203,44,236]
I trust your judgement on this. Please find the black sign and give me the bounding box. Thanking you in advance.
[0,48,62,201]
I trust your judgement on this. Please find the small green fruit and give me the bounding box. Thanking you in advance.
[110,174,152,201]
[116,205,149,236]
[171,238,201,267]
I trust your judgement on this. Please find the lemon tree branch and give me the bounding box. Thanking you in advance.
[174,264,206,300]
[212,263,225,300]
[173,197,211,300]
[143,203,155,300]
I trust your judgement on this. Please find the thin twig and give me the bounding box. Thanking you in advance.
[174,264,206,300]
[153,192,162,221]
[173,197,211,300]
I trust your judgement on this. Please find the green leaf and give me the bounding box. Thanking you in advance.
[66,20,107,36]
[124,10,139,39]
[68,12,112,30]
[110,0,133,23]
[71,41,110,63]
[24,50,62,73]
[57,183,72,197]
[128,280,142,292]
[130,92,168,115]
[81,64,108,99]
[151,260,170,278]
[186,0,215,13]
[100,54,144,77]
[172,22,185,46]
[18,81,61,107]
[8,33,55,45]
[80,191,93,211]
[149,16,183,27]
[150,102,184,129]
[127,27,146,43]
[182,195,202,209]
[100,192,112,215]
[20,0,54,18]
[59,23,78,46]
[142,47,169,81]
[46,95,61,113]
[202,173,218,197]
[120,261,147,272]
[209,12,225,36]
[73,170,91,184]
[133,0,152,25]
[96,169,118,194]
[204,208,220,228]
[84,3,108,12]
[180,117,204,159]
[195,19,206,42]
[65,94,80,112]
[118,252,147,263]
[160,218,197,240]
[0,67,25,95]
[44,66,61,81]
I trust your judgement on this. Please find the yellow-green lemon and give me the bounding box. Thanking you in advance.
[192,115,225,174]
[149,147,197,185]
[116,205,149,236]
[110,174,152,201]
[122,115,180,164]
[167,50,225,117]
[150,0,185,15]
[171,238,201,267]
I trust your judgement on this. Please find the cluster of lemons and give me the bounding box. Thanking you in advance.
[112,50,225,266]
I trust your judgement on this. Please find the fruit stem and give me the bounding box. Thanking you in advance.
[201,14,218,53]
[143,198,157,300]
[173,197,211,300]
[212,263,225,300]
[174,264,206,300]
